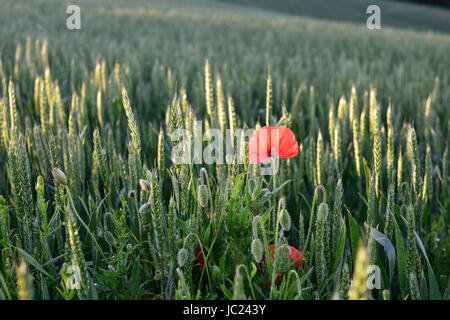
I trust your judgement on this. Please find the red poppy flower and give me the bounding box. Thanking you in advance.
[196,245,206,269]
[263,244,304,288]
[264,275,284,288]
[248,126,299,163]
[196,213,218,270]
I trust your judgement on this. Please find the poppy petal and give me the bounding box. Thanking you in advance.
[264,244,304,269]
[248,127,270,163]
[278,127,299,158]
[248,126,299,163]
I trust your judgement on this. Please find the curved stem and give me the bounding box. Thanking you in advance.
[182,233,213,292]
[236,264,256,300]
[283,270,302,299]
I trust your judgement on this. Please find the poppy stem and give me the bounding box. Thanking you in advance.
[269,198,283,299]
[271,161,278,231]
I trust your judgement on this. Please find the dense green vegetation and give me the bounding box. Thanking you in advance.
[0,0,448,300]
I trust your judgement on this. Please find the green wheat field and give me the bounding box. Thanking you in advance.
[0,0,448,300]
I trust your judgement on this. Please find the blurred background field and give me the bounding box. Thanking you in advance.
[221,0,450,33]
[1,0,449,126]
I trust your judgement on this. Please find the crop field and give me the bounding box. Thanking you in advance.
[0,0,448,300]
